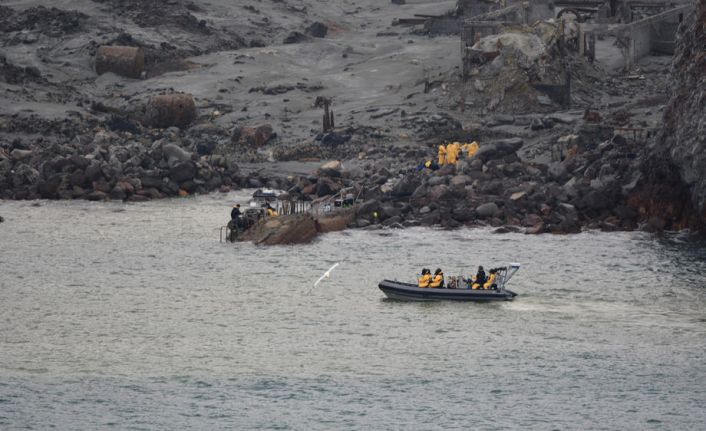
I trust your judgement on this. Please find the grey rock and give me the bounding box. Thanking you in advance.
[391,175,421,197]
[475,138,523,162]
[162,143,191,167]
[427,176,446,187]
[283,31,307,44]
[10,149,33,161]
[169,161,196,183]
[476,202,499,218]
[87,191,108,201]
[305,22,328,38]
[449,174,471,188]
[356,199,381,216]
[547,162,568,182]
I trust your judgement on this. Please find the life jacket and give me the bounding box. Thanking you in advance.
[430,273,444,288]
[418,274,432,288]
[483,273,497,289]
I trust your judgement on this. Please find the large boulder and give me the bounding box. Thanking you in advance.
[475,138,523,162]
[449,174,471,188]
[305,22,328,38]
[319,160,342,178]
[428,184,452,201]
[169,161,196,183]
[476,202,499,218]
[391,175,421,197]
[10,149,32,161]
[38,173,63,198]
[162,143,191,167]
[452,202,475,222]
[283,31,308,44]
[356,199,381,216]
[316,177,340,196]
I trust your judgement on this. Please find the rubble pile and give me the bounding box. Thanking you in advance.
[0,116,292,201]
[461,22,566,113]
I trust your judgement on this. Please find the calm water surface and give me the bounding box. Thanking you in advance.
[1,193,705,430]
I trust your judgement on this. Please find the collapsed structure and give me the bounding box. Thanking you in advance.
[453,0,694,112]
[460,0,693,71]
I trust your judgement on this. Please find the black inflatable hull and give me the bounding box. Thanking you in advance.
[378,280,517,302]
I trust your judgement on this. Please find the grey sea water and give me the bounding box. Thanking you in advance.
[1,193,705,430]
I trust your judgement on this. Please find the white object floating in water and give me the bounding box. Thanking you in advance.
[307,262,340,294]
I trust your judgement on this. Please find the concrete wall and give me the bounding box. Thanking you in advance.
[628,21,653,65]
[626,4,693,67]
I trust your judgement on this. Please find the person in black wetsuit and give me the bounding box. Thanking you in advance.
[230,204,243,230]
[231,204,241,222]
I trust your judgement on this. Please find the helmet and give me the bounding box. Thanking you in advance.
[435,268,442,274]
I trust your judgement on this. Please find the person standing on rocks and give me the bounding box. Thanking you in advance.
[438,144,447,166]
[447,142,461,165]
[463,141,479,159]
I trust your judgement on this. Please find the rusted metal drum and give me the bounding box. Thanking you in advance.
[144,93,196,128]
[95,45,145,79]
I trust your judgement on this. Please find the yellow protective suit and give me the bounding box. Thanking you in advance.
[446,142,461,165]
[438,144,447,165]
[483,273,497,289]
[418,274,432,288]
[267,208,278,217]
[464,141,479,159]
[430,273,444,288]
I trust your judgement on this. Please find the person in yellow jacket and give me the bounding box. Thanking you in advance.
[265,203,278,217]
[429,268,444,288]
[463,141,479,159]
[438,144,447,166]
[466,141,480,159]
[483,269,498,290]
[418,268,431,288]
[446,142,461,165]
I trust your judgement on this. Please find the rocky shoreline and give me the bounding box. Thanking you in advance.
[1,0,705,236]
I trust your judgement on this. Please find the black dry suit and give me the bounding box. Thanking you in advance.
[231,207,241,220]
[475,267,486,285]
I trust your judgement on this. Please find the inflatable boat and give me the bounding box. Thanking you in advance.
[379,264,520,302]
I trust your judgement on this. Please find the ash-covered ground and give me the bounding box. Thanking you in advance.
[0,0,691,234]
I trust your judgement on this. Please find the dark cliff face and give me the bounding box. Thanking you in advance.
[631,3,706,230]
